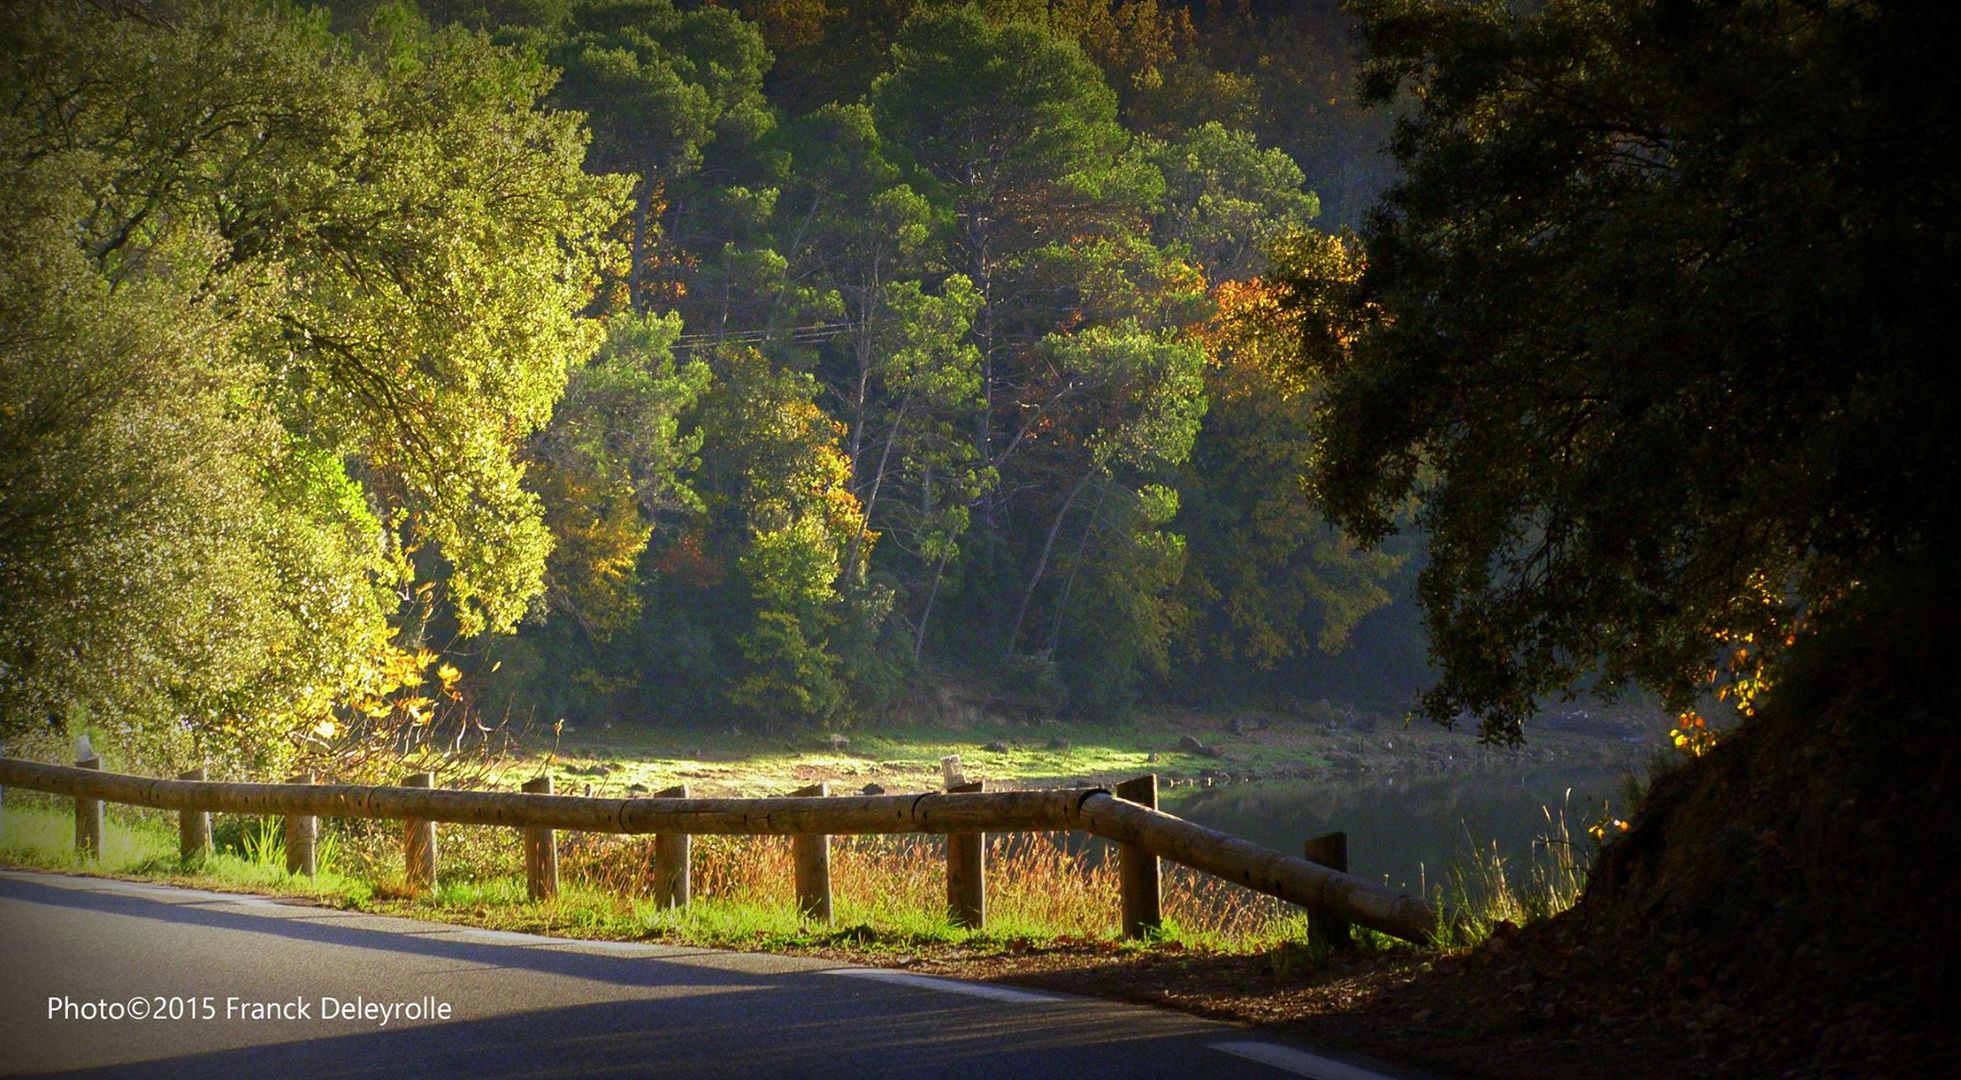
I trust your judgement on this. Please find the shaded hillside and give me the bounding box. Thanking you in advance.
[1570,568,1961,1072]
[1334,566,1961,1076]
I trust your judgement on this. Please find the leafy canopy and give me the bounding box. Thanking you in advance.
[0,0,624,766]
[1294,0,1960,742]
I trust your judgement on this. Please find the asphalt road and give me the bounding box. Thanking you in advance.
[0,871,1423,1079]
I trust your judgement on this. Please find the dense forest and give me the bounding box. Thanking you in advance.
[2,0,1422,774]
[6,0,1948,766]
[7,2,1951,1070]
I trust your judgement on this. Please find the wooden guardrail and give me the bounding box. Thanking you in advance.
[0,755,1440,944]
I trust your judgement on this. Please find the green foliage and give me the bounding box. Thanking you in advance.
[383,0,1413,733]
[686,348,876,729]
[493,0,772,309]
[869,4,1163,355]
[1183,1,1398,229]
[1175,341,1399,674]
[8,0,1435,749]
[1001,324,1208,708]
[872,5,1136,217]
[538,0,770,178]
[532,310,709,643]
[1149,121,1321,280]
[1293,0,1959,740]
[1055,482,1190,717]
[1,0,623,768]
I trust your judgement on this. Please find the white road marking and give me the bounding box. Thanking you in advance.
[39,876,282,908]
[208,894,283,908]
[556,938,652,951]
[453,928,674,956]
[1208,1040,1399,1080]
[456,928,553,945]
[822,968,1065,1004]
[550,938,677,955]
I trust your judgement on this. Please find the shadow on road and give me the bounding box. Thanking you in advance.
[1,873,1268,1080]
[0,874,737,990]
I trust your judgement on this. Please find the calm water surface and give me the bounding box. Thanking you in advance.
[1161,764,1643,894]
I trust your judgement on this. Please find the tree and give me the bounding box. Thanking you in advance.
[1292,0,1959,742]
[535,311,708,633]
[1149,121,1321,281]
[0,177,386,769]
[1174,271,1399,681]
[1188,0,1398,229]
[0,0,623,767]
[689,348,880,729]
[1002,323,1207,698]
[870,4,1160,471]
[725,0,917,113]
[520,0,773,309]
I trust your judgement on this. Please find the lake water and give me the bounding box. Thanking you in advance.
[1161,764,1643,895]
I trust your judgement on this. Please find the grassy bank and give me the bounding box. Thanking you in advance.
[0,796,374,904]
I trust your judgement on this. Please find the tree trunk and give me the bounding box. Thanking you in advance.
[629,178,655,310]
[914,544,954,663]
[1007,473,1095,656]
[1046,484,1113,653]
[844,403,909,583]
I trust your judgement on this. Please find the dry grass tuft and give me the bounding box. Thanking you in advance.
[531,827,1302,946]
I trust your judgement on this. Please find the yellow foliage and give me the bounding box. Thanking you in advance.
[1670,710,1720,757]
[1199,276,1310,399]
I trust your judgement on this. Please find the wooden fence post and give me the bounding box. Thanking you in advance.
[521,775,557,901]
[284,772,317,877]
[1303,831,1352,950]
[178,767,211,865]
[653,784,691,909]
[74,753,103,859]
[1115,774,1161,938]
[789,782,832,925]
[402,772,438,891]
[945,780,985,929]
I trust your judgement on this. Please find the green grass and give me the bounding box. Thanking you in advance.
[1428,797,1594,949]
[0,793,1336,957]
[496,701,1655,807]
[512,714,1337,800]
[0,796,372,904]
[0,797,175,872]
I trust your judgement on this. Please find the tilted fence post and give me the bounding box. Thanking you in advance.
[1115,774,1162,938]
[522,775,557,901]
[283,772,317,877]
[945,779,986,929]
[402,772,438,891]
[178,766,211,865]
[789,782,832,925]
[653,784,691,909]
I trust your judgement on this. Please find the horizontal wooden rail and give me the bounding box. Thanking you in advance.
[0,756,1440,944]
[0,759,1084,835]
